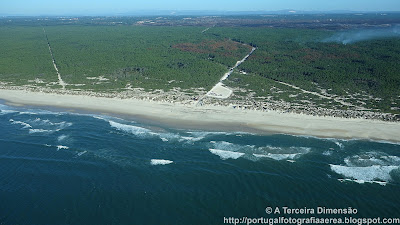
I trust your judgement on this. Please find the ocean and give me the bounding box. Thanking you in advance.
[0,102,399,225]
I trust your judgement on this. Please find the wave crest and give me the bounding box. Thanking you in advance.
[330,151,400,185]
[330,164,398,183]
[209,149,245,160]
[9,119,32,129]
[151,159,173,165]
[209,141,310,161]
[109,120,153,137]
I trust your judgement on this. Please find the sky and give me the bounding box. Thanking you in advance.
[1,0,399,16]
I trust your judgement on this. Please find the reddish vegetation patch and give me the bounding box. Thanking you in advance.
[172,39,250,57]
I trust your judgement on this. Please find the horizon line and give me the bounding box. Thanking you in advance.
[1,9,400,17]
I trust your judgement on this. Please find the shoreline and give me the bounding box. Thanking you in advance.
[0,88,399,142]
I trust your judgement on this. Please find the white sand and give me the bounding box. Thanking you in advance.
[205,47,256,99]
[0,89,399,142]
[206,82,233,99]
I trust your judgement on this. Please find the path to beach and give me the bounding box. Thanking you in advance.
[276,80,355,107]
[43,28,67,89]
[201,27,211,33]
[197,46,256,105]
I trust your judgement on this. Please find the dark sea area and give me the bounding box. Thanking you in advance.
[0,102,399,225]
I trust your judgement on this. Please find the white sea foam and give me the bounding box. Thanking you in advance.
[299,134,400,146]
[109,120,153,137]
[157,133,182,142]
[187,131,228,136]
[10,117,71,133]
[91,115,114,122]
[150,159,174,165]
[18,111,37,115]
[374,140,400,146]
[209,149,245,160]
[57,135,68,142]
[113,123,180,142]
[331,151,400,185]
[209,141,311,161]
[185,131,228,141]
[344,152,400,167]
[323,150,333,156]
[92,115,133,125]
[176,131,230,143]
[330,164,398,183]
[18,109,63,116]
[179,136,205,142]
[92,115,105,120]
[211,141,255,152]
[109,120,205,142]
[9,119,32,129]
[338,178,387,186]
[381,155,400,162]
[56,145,69,150]
[0,109,18,115]
[31,118,72,129]
[98,115,233,142]
[253,153,299,160]
[77,151,87,156]
[334,141,344,149]
[29,129,54,134]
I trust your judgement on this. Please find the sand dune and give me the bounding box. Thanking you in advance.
[0,89,399,142]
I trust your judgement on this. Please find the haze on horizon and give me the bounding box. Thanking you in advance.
[1,0,400,16]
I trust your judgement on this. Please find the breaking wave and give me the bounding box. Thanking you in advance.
[253,153,299,161]
[56,145,69,151]
[29,118,72,129]
[9,117,72,134]
[18,109,66,116]
[9,119,32,129]
[330,151,400,185]
[151,159,173,165]
[209,141,311,161]
[184,131,229,141]
[29,129,54,134]
[334,141,344,149]
[344,152,400,167]
[209,149,245,160]
[0,109,18,115]
[108,119,230,143]
[331,165,397,185]
[109,120,153,138]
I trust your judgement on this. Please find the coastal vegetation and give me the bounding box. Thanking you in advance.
[213,27,400,113]
[0,15,399,116]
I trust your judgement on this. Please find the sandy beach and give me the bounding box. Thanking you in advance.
[0,89,399,142]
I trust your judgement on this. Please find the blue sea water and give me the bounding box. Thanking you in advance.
[0,102,399,225]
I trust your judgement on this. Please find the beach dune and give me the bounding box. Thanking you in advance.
[0,89,399,142]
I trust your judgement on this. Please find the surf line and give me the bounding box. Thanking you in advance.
[42,27,67,89]
[196,44,256,106]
